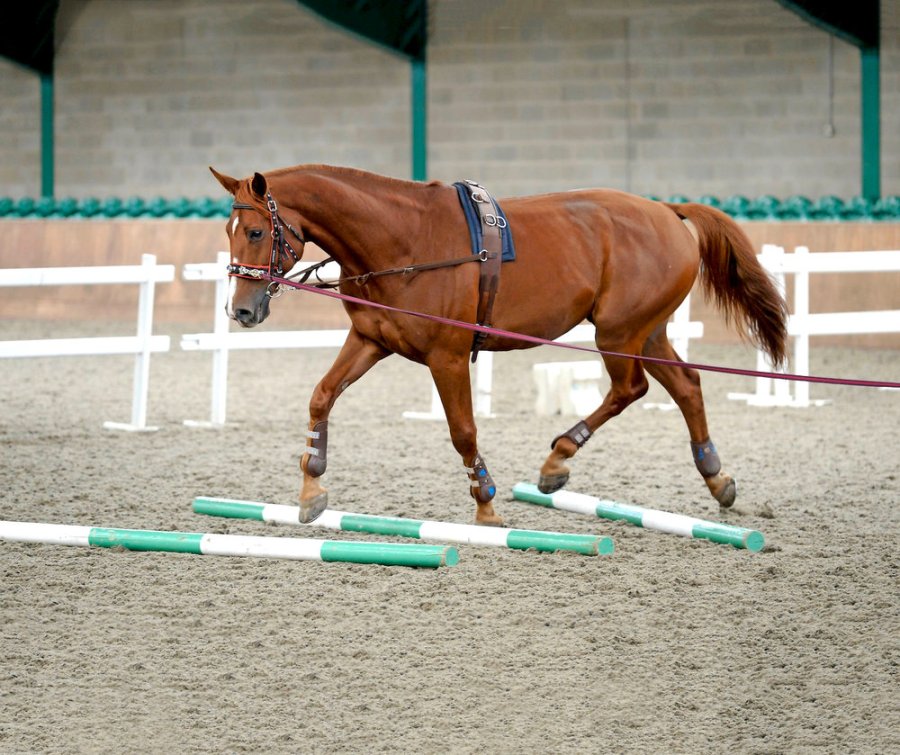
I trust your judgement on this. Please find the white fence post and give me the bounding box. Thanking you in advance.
[729,245,900,408]
[642,294,701,410]
[792,246,811,407]
[727,245,794,407]
[0,255,173,431]
[182,252,231,427]
[181,256,348,426]
[104,254,161,431]
[210,254,231,426]
[403,352,495,421]
[474,351,493,417]
[670,293,691,357]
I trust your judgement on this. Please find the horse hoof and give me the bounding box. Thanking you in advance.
[706,472,736,508]
[716,479,736,508]
[299,492,328,523]
[538,473,569,494]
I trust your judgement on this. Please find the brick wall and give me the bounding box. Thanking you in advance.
[0,0,897,200]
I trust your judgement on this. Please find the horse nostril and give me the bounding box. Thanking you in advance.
[234,308,254,324]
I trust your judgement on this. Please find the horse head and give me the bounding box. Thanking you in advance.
[210,167,306,327]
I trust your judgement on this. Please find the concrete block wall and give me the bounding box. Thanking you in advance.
[0,0,896,200]
[429,0,897,198]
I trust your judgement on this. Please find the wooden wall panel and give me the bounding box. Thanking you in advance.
[1,219,898,347]
[0,220,348,329]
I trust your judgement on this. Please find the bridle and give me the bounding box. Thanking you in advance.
[226,191,305,298]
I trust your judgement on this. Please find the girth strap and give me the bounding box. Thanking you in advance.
[464,180,504,363]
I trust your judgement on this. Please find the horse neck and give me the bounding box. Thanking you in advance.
[272,168,429,271]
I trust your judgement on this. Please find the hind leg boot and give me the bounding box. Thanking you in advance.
[691,438,736,508]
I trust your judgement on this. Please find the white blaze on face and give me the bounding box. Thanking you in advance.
[226,211,242,316]
[226,255,240,317]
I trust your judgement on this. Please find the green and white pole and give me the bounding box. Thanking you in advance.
[192,497,614,556]
[0,520,458,568]
[511,483,764,552]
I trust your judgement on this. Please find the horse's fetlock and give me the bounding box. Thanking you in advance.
[691,437,722,478]
[551,420,592,452]
[304,420,329,477]
[466,452,496,503]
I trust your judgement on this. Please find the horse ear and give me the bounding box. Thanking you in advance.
[209,166,239,195]
[251,172,268,198]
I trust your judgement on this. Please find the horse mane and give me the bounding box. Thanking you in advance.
[265,164,443,190]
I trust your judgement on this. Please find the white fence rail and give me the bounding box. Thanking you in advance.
[182,254,703,423]
[5,243,896,433]
[182,253,495,425]
[181,253,352,426]
[729,244,900,408]
[0,254,174,430]
[552,295,703,413]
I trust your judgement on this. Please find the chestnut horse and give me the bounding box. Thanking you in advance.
[210,165,787,526]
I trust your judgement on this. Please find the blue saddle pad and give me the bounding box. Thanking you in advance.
[453,182,516,262]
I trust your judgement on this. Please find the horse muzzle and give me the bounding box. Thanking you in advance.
[230,291,271,328]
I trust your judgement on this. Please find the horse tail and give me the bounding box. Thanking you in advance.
[667,202,788,367]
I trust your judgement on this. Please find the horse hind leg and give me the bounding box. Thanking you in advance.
[641,324,736,507]
[539,349,649,493]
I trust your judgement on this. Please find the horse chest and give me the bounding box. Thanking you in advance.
[352,312,422,359]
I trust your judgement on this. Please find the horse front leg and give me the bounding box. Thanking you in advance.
[430,355,503,526]
[299,328,388,522]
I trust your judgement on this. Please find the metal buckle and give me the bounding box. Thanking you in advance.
[483,213,508,229]
[266,281,283,298]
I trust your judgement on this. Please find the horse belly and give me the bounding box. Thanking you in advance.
[342,273,477,363]
[487,213,605,345]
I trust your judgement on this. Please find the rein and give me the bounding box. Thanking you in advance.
[287,249,495,290]
[226,191,497,294]
[224,189,900,390]
[253,268,900,392]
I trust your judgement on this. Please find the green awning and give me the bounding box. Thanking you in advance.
[295,0,427,61]
[776,1,880,50]
[0,0,59,74]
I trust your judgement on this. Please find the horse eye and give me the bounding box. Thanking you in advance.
[248,229,264,242]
